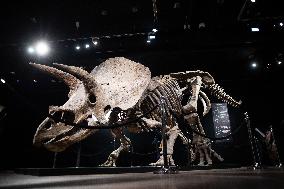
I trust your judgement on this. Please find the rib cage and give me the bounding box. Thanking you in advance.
[138,77,183,125]
[207,83,241,107]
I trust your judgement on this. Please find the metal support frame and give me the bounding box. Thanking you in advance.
[245,112,261,169]
[269,125,282,168]
[76,142,82,168]
[52,152,58,168]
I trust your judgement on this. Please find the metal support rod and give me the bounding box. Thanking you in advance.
[152,0,158,26]
[187,138,192,167]
[131,145,133,167]
[254,136,262,167]
[269,125,282,167]
[52,152,58,168]
[161,96,169,169]
[76,142,81,168]
[245,112,260,169]
[237,0,248,21]
[113,138,116,151]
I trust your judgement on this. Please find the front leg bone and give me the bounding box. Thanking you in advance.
[101,129,131,167]
[150,125,181,166]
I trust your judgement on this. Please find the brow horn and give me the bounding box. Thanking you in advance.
[30,63,80,92]
[53,63,98,93]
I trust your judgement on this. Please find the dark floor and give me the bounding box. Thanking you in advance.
[0,167,284,189]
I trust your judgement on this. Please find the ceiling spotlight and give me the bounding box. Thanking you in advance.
[199,22,206,29]
[251,27,259,32]
[278,61,282,65]
[92,40,98,46]
[33,80,37,83]
[251,62,257,68]
[75,45,81,50]
[280,22,283,27]
[85,44,90,48]
[131,7,138,13]
[35,41,50,56]
[146,40,151,43]
[173,2,181,9]
[27,46,35,54]
[0,78,5,84]
[149,35,155,39]
[101,10,108,16]
[152,28,158,33]
[251,0,256,2]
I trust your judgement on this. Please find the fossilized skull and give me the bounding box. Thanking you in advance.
[32,57,151,152]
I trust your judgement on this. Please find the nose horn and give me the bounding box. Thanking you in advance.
[33,117,52,147]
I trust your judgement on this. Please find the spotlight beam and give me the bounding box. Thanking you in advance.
[35,41,50,56]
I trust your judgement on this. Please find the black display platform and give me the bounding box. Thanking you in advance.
[14,166,159,176]
[14,164,243,176]
[3,167,284,189]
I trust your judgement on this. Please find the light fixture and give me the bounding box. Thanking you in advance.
[146,40,151,43]
[251,27,259,32]
[75,45,81,50]
[0,78,5,84]
[92,40,98,46]
[173,2,181,9]
[35,41,50,56]
[152,28,158,33]
[278,61,282,65]
[198,22,206,29]
[251,0,256,2]
[251,62,257,68]
[280,22,283,27]
[27,46,35,54]
[131,7,138,13]
[149,35,155,39]
[85,44,90,48]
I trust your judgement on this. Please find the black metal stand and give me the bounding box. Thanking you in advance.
[130,145,134,167]
[253,135,262,167]
[154,96,178,174]
[52,152,58,168]
[245,112,261,169]
[269,125,282,168]
[76,142,81,168]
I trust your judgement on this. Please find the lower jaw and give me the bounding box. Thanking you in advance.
[44,143,67,152]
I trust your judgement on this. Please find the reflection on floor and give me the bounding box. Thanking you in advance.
[0,167,284,189]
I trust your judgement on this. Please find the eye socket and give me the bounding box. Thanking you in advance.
[52,111,62,122]
[89,94,97,104]
[104,105,111,113]
[62,111,75,122]
[44,121,52,130]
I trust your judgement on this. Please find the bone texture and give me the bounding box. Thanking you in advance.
[32,57,241,166]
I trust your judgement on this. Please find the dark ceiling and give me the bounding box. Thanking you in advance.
[0,0,283,44]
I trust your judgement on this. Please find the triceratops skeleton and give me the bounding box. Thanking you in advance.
[31,57,241,166]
